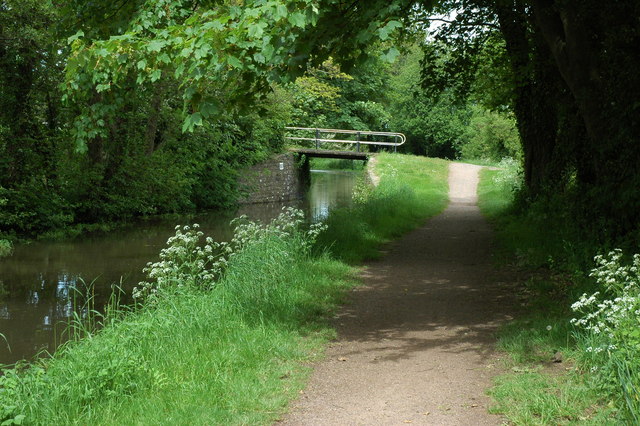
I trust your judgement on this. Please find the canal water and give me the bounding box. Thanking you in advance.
[0,169,358,365]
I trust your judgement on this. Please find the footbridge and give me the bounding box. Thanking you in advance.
[285,127,406,160]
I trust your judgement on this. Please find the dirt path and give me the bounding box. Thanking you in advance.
[280,162,516,425]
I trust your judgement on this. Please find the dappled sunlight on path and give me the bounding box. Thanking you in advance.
[280,162,517,425]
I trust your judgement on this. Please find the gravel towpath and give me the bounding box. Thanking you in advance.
[280,162,515,425]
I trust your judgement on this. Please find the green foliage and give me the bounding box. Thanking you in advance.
[477,168,635,423]
[1,50,288,237]
[387,44,520,161]
[0,191,11,258]
[387,46,469,158]
[460,106,521,162]
[0,183,75,236]
[285,58,392,132]
[571,250,640,422]
[3,0,414,240]
[62,1,410,150]
[0,241,10,259]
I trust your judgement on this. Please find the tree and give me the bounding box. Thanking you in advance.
[62,0,417,151]
[286,57,392,132]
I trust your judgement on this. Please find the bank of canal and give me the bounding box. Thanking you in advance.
[0,169,358,365]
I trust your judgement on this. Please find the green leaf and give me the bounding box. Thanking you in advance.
[275,4,288,19]
[182,112,203,133]
[150,69,162,82]
[288,12,306,28]
[380,47,400,63]
[227,55,243,69]
[95,83,110,92]
[229,6,242,19]
[203,19,225,31]
[200,101,218,118]
[174,63,185,78]
[67,30,84,44]
[181,116,192,133]
[379,20,403,41]
[248,23,265,38]
[192,112,203,126]
[184,87,197,100]
[147,40,165,53]
[137,60,147,70]
[262,43,275,61]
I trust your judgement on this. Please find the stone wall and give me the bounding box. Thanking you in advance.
[238,153,308,204]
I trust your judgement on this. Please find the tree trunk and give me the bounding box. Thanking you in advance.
[144,87,164,155]
[494,1,560,191]
[531,0,608,152]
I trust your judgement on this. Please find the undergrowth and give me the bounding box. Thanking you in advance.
[478,165,635,424]
[0,153,449,425]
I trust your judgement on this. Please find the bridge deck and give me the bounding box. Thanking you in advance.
[289,148,369,160]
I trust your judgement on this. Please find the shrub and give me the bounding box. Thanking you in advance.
[133,208,326,301]
[571,249,640,422]
[460,106,522,162]
[492,157,524,197]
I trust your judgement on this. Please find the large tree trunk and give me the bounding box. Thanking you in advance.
[494,1,560,191]
[531,0,608,151]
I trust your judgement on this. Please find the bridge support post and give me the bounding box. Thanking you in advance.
[356,132,360,152]
[315,128,320,149]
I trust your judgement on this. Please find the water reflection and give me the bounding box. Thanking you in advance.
[0,169,357,364]
[307,169,357,221]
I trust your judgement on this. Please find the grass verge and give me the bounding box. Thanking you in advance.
[0,153,449,425]
[316,153,449,263]
[477,168,623,424]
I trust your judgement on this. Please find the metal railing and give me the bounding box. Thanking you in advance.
[285,127,406,152]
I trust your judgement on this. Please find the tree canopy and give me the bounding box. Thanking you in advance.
[62,0,415,151]
[1,0,639,242]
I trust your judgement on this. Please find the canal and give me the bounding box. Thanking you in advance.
[0,169,358,365]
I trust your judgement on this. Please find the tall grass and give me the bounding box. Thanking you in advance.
[477,166,629,423]
[317,153,449,263]
[0,214,354,424]
[0,153,450,425]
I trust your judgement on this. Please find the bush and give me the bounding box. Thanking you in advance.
[492,157,524,197]
[0,240,11,258]
[460,106,522,162]
[0,182,74,237]
[571,249,640,422]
